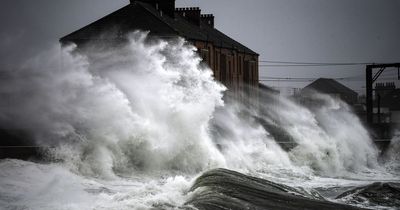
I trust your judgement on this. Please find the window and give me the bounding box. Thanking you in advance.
[200,48,210,65]
[244,60,250,83]
[238,56,242,75]
[220,54,227,82]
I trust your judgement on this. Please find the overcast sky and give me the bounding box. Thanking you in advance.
[1,0,399,94]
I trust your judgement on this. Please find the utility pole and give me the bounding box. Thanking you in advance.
[366,63,400,125]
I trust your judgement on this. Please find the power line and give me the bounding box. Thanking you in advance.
[259,76,359,81]
[258,60,400,67]
[260,76,360,80]
[259,80,313,82]
[259,76,398,82]
[259,69,399,81]
[259,64,367,67]
[259,60,372,65]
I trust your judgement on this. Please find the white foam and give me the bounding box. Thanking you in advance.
[258,93,380,177]
[0,31,397,209]
[1,32,227,177]
[0,159,194,210]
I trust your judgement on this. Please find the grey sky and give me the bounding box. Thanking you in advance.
[1,0,399,94]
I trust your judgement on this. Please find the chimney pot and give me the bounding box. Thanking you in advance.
[201,13,214,28]
[175,7,201,26]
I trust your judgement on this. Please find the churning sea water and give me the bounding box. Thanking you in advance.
[0,32,399,210]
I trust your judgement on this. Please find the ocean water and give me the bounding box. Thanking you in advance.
[0,32,399,210]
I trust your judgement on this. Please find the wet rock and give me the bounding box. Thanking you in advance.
[185,168,364,210]
[336,182,400,208]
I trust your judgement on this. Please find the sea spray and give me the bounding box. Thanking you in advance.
[211,102,294,172]
[383,130,400,173]
[209,88,380,178]
[0,32,396,209]
[0,32,227,177]
[0,31,383,177]
[255,91,379,176]
[0,159,195,210]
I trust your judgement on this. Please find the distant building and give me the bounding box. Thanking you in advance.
[301,78,358,105]
[60,0,259,97]
[375,82,396,100]
[377,83,400,123]
[355,82,399,140]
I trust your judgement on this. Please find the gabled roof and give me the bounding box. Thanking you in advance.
[302,78,357,96]
[60,2,258,55]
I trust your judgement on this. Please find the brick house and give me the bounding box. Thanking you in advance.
[60,0,259,97]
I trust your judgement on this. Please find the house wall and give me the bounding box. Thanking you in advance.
[60,1,260,100]
[192,40,259,99]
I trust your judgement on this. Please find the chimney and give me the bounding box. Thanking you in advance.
[201,14,214,28]
[131,0,176,17]
[175,7,201,26]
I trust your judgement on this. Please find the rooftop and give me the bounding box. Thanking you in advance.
[302,78,357,96]
[60,1,258,55]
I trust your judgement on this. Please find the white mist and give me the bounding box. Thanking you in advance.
[0,32,395,209]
